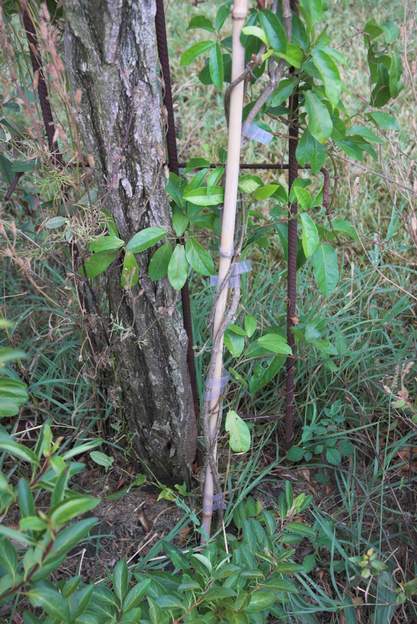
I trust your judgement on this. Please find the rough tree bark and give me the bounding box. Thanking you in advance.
[63,0,197,482]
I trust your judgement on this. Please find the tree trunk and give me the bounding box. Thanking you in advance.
[63,0,197,483]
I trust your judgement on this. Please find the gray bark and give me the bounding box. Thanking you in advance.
[63,0,196,482]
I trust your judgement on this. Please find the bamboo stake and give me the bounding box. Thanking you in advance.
[201,0,248,541]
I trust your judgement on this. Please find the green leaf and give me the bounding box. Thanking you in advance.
[126,227,166,254]
[120,251,139,289]
[0,525,32,545]
[304,91,333,143]
[62,439,102,460]
[180,41,215,66]
[89,235,124,254]
[215,4,230,31]
[172,209,189,236]
[311,243,339,296]
[287,446,305,462]
[185,238,214,276]
[28,585,70,621]
[247,590,276,612]
[258,10,286,52]
[50,496,100,528]
[168,244,189,290]
[148,242,173,281]
[124,579,152,612]
[269,77,297,107]
[47,518,97,560]
[244,315,257,338]
[241,26,268,46]
[20,516,47,532]
[188,16,214,32]
[113,560,129,603]
[368,111,399,130]
[331,219,358,240]
[0,435,38,465]
[300,0,325,29]
[296,129,326,174]
[45,216,68,229]
[326,446,341,465]
[254,184,281,200]
[0,348,26,366]
[300,213,320,258]
[0,538,17,582]
[183,186,224,206]
[312,48,342,108]
[276,44,304,68]
[82,251,119,279]
[238,174,262,194]
[225,410,251,453]
[224,331,245,358]
[257,333,292,355]
[17,479,35,518]
[90,451,114,470]
[0,379,28,417]
[209,42,224,90]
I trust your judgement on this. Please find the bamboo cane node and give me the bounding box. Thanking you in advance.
[232,9,247,20]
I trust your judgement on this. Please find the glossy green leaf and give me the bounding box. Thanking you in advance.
[300,0,325,29]
[368,111,399,130]
[124,578,152,611]
[312,48,341,107]
[0,538,17,581]
[148,242,173,281]
[180,41,215,66]
[0,435,38,465]
[296,129,326,174]
[225,410,251,453]
[113,560,129,603]
[0,348,26,366]
[82,251,119,279]
[17,479,35,518]
[90,451,114,470]
[304,91,333,143]
[247,590,276,612]
[311,243,339,296]
[62,439,102,460]
[28,585,70,621]
[89,235,124,254]
[257,334,292,355]
[244,315,257,338]
[326,446,341,465]
[120,251,139,289]
[187,16,214,32]
[184,186,224,206]
[214,4,230,31]
[269,77,297,107]
[258,10,286,52]
[168,244,189,290]
[209,42,224,90]
[300,213,320,257]
[126,227,166,254]
[185,238,214,276]
[172,209,189,236]
[50,496,100,528]
[45,216,68,229]
[241,26,268,46]
[47,518,97,560]
[276,44,304,68]
[224,331,245,358]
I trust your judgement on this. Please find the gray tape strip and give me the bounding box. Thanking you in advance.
[212,492,226,511]
[205,371,230,400]
[243,122,273,145]
[210,260,252,287]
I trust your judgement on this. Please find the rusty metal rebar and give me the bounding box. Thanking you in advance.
[155,0,200,421]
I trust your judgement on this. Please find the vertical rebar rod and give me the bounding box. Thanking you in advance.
[285,0,299,447]
[155,0,200,420]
